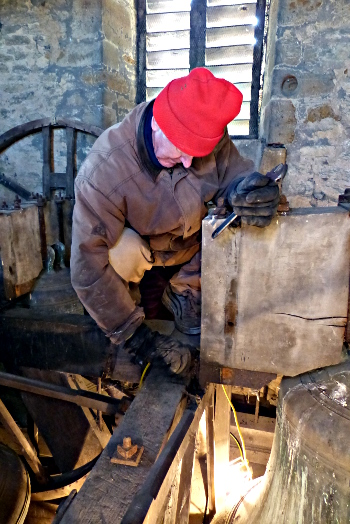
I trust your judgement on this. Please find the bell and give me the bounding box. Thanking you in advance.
[0,443,31,524]
[215,358,350,523]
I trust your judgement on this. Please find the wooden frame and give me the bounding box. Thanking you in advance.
[0,117,104,200]
[55,375,232,524]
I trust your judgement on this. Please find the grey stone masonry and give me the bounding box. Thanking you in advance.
[260,0,350,208]
[0,0,137,201]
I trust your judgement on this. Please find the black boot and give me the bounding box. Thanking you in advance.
[125,324,194,376]
[162,285,201,335]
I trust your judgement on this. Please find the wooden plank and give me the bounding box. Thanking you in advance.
[214,385,231,512]
[0,117,52,151]
[147,49,189,70]
[0,399,47,483]
[206,4,256,28]
[146,12,190,33]
[59,367,186,523]
[42,126,52,199]
[174,434,196,523]
[65,127,75,198]
[163,463,181,524]
[201,207,350,377]
[0,118,102,154]
[67,375,112,449]
[0,206,42,299]
[21,369,109,473]
[0,310,113,377]
[62,198,74,265]
[205,388,216,519]
[0,172,33,200]
[143,385,213,524]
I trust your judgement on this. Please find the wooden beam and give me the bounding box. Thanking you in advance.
[201,207,350,377]
[65,127,75,198]
[42,126,52,199]
[173,432,196,523]
[0,399,47,484]
[0,117,103,153]
[214,385,231,512]
[205,387,216,519]
[59,367,187,523]
[144,385,214,524]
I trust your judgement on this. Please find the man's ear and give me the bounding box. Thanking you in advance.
[151,117,160,132]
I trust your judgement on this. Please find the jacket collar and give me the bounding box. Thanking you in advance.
[136,100,163,181]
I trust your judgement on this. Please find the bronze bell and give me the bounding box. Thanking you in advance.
[215,358,350,523]
[0,443,31,523]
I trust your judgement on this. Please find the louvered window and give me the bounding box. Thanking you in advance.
[136,0,268,139]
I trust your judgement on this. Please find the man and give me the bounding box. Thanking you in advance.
[71,68,279,375]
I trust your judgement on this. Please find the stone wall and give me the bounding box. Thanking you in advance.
[260,0,350,207]
[1,0,349,207]
[102,0,137,127]
[0,0,136,201]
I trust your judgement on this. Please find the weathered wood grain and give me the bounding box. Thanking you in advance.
[214,385,231,512]
[201,207,350,377]
[144,386,213,524]
[59,367,186,523]
[0,205,42,299]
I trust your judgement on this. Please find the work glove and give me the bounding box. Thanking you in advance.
[227,172,280,228]
[123,324,194,376]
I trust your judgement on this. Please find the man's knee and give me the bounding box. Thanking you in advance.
[109,228,153,283]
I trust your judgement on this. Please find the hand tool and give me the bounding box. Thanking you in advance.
[211,163,288,239]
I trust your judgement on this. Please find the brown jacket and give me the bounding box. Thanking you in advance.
[71,101,254,340]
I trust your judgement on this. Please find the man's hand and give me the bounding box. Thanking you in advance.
[227,172,280,227]
[122,324,194,376]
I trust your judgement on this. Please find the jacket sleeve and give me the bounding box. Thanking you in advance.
[70,177,144,343]
[213,129,255,203]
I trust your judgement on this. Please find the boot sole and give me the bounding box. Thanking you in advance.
[162,287,201,335]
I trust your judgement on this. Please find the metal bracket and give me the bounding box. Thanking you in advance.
[111,437,144,467]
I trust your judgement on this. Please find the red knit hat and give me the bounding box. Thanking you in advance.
[153,68,243,157]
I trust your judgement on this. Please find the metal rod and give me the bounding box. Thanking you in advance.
[211,212,239,239]
[0,371,127,415]
[0,172,33,200]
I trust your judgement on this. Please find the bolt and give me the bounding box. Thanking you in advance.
[117,436,138,459]
[123,437,132,449]
[14,195,21,209]
[36,194,45,207]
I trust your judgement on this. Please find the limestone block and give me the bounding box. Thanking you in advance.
[102,40,120,72]
[271,69,335,99]
[275,36,301,67]
[264,99,296,144]
[278,0,323,27]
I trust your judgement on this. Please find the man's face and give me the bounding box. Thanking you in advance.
[151,117,193,169]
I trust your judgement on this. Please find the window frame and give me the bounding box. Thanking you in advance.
[136,0,267,139]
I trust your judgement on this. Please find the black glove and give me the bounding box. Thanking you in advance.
[227,172,280,227]
[124,324,194,376]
